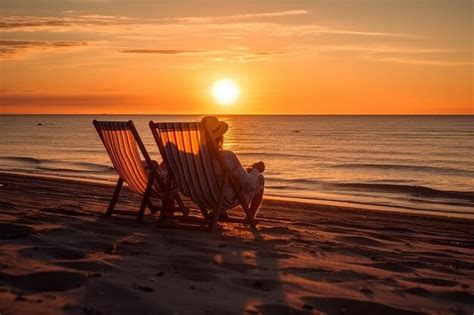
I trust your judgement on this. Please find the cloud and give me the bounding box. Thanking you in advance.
[0,11,309,30]
[0,92,130,107]
[288,44,473,66]
[2,12,465,66]
[119,45,281,63]
[121,49,204,55]
[365,56,473,66]
[0,12,416,39]
[0,39,87,58]
[175,10,309,23]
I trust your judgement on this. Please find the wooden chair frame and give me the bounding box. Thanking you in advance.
[149,121,258,231]
[93,120,188,221]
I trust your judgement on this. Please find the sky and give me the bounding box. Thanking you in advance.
[0,0,472,114]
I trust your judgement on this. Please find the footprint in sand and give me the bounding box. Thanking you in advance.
[0,271,86,293]
[0,223,32,239]
[232,278,282,292]
[403,277,459,287]
[258,226,297,235]
[253,303,312,315]
[401,287,432,297]
[20,246,86,260]
[217,261,259,273]
[0,201,17,210]
[335,235,384,247]
[154,263,218,282]
[300,296,426,315]
[282,267,374,283]
[55,260,119,273]
[367,262,414,273]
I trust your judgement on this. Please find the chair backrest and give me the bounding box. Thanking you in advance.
[93,120,155,195]
[150,121,232,210]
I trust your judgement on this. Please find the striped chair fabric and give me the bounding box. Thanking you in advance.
[94,121,165,197]
[152,122,236,211]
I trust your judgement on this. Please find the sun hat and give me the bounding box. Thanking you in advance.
[201,116,229,140]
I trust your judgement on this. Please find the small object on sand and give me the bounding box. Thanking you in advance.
[37,123,43,126]
[293,130,300,133]
[155,271,165,277]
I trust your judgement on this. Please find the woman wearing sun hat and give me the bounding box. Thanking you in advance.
[201,116,265,218]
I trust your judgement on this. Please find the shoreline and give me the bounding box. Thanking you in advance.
[1,171,472,221]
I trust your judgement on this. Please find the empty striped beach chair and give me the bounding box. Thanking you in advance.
[93,120,187,220]
[149,121,257,231]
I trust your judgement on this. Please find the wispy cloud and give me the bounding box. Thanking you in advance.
[0,12,416,39]
[174,10,309,23]
[288,44,473,66]
[121,49,205,55]
[0,11,308,30]
[0,92,130,107]
[0,40,87,58]
[2,11,466,66]
[119,45,281,63]
[365,56,473,66]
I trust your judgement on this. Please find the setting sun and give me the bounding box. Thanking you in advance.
[211,79,240,106]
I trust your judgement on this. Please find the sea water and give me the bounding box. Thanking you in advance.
[1,115,472,217]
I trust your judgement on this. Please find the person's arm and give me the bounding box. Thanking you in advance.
[223,151,259,189]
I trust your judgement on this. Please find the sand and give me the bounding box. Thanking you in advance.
[0,172,473,315]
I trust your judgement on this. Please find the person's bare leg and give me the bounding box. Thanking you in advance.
[249,187,264,219]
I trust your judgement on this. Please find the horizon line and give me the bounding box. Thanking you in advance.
[1,113,473,116]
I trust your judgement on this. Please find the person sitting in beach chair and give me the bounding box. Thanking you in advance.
[149,116,265,231]
[93,120,188,221]
[202,116,265,219]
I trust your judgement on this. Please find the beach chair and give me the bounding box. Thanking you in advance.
[149,121,258,231]
[93,120,188,221]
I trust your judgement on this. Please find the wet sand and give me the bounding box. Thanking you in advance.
[0,172,473,315]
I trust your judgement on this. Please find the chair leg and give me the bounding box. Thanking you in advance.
[209,206,222,232]
[175,194,189,216]
[158,173,173,222]
[199,206,210,219]
[137,173,155,221]
[210,173,228,232]
[107,177,123,216]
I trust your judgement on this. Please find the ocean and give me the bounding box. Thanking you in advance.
[1,115,473,218]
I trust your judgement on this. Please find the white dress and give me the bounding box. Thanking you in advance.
[213,150,265,207]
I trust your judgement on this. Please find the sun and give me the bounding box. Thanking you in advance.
[211,79,240,106]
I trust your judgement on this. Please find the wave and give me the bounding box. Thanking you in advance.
[264,176,473,203]
[335,183,474,202]
[237,152,316,160]
[0,156,41,164]
[265,176,324,185]
[0,156,114,173]
[332,163,474,176]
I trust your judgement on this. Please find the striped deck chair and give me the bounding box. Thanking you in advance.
[93,120,188,221]
[149,121,257,231]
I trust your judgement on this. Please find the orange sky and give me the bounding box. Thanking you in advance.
[0,0,472,114]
